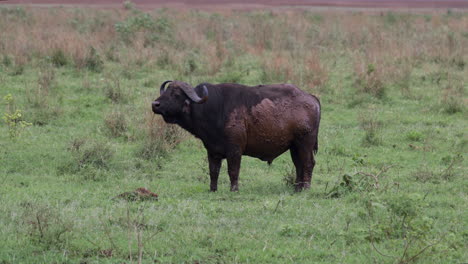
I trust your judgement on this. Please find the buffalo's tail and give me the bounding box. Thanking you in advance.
[314,139,319,155]
[312,95,321,155]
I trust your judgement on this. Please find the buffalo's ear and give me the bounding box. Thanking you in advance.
[182,99,191,113]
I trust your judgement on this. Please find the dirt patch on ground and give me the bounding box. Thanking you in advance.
[1,0,468,9]
[113,187,158,201]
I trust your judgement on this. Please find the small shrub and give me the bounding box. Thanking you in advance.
[329,144,348,157]
[156,50,172,68]
[123,0,135,10]
[394,62,413,98]
[20,202,74,250]
[361,193,450,264]
[406,131,424,142]
[412,169,437,183]
[2,54,12,67]
[358,109,383,146]
[105,44,119,62]
[217,69,244,83]
[355,63,386,99]
[282,165,296,187]
[0,6,27,20]
[327,173,375,198]
[383,11,397,25]
[59,138,114,180]
[136,112,185,160]
[439,153,464,181]
[115,11,172,46]
[84,46,103,73]
[183,52,200,75]
[50,49,68,67]
[103,75,126,103]
[26,65,62,125]
[440,78,465,114]
[104,110,128,138]
[75,141,113,169]
[10,64,25,76]
[2,94,32,139]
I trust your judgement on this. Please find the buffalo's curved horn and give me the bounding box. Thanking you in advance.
[180,84,208,104]
[160,80,173,95]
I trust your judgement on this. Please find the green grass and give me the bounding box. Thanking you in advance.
[0,7,467,264]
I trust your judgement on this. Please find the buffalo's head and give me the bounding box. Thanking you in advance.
[152,80,208,123]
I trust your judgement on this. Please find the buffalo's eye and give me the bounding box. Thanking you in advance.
[173,91,184,99]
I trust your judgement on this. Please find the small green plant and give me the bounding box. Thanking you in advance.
[356,63,386,99]
[123,0,135,10]
[115,11,172,46]
[74,140,113,170]
[439,153,464,181]
[327,173,374,198]
[50,49,68,67]
[442,96,463,114]
[359,109,383,146]
[383,11,397,25]
[217,69,245,83]
[412,168,437,183]
[103,75,126,103]
[59,138,114,181]
[0,7,29,26]
[440,79,465,114]
[363,193,450,264]
[282,164,296,187]
[406,131,424,142]
[26,64,61,125]
[20,202,74,250]
[10,63,25,76]
[2,54,12,67]
[327,166,392,198]
[84,46,103,73]
[2,94,32,139]
[104,110,128,138]
[136,113,185,160]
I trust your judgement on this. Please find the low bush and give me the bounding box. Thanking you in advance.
[19,202,74,250]
[354,63,386,99]
[358,109,383,146]
[50,49,68,67]
[104,110,128,138]
[59,138,114,181]
[136,111,185,160]
[2,94,32,139]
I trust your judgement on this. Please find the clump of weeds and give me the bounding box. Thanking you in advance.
[58,138,114,181]
[358,108,383,146]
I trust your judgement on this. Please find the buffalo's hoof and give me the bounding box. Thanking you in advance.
[294,183,304,192]
[230,185,239,192]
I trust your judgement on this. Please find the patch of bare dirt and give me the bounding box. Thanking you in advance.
[114,187,159,201]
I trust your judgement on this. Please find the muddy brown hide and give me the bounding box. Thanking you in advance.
[152,81,320,192]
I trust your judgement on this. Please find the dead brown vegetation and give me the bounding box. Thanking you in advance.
[0,7,466,110]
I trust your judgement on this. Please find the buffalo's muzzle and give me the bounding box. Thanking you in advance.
[152,101,161,114]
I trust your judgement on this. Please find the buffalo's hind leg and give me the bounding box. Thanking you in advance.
[290,146,304,192]
[291,137,316,191]
[208,152,222,192]
[226,154,241,192]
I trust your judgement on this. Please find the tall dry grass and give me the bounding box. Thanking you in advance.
[0,6,466,96]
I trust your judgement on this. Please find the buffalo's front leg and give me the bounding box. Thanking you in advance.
[208,153,222,192]
[227,155,241,192]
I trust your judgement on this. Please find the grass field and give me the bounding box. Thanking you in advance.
[0,5,467,263]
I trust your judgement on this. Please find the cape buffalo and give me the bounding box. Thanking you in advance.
[152,81,321,192]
